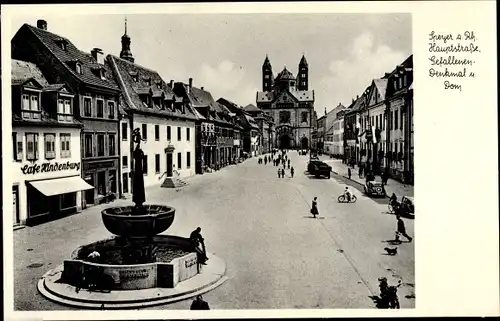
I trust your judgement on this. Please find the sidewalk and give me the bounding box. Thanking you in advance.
[322,157,414,198]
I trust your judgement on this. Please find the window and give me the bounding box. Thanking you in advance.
[84,134,93,157]
[167,126,171,141]
[187,152,191,168]
[142,124,148,140]
[60,133,71,158]
[30,95,39,111]
[186,128,190,141]
[155,125,160,141]
[97,134,105,156]
[301,111,308,123]
[398,78,403,88]
[155,154,160,173]
[84,97,92,116]
[122,123,128,140]
[108,101,115,119]
[13,132,23,161]
[403,75,407,87]
[390,111,394,130]
[376,116,379,129]
[97,99,104,117]
[302,81,306,86]
[109,134,116,156]
[301,73,306,78]
[57,98,71,114]
[122,173,129,193]
[22,94,30,110]
[26,133,39,161]
[264,82,268,87]
[60,193,76,210]
[177,127,181,141]
[394,110,399,129]
[264,75,270,79]
[122,155,128,168]
[44,134,56,159]
[143,155,148,175]
[177,152,182,169]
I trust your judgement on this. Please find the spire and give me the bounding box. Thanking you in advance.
[120,17,134,63]
[300,54,308,68]
[263,54,272,68]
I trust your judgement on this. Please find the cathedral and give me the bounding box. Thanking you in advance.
[256,55,315,150]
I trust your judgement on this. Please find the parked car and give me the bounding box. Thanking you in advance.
[310,155,320,161]
[363,181,386,197]
[307,160,331,178]
[400,196,415,217]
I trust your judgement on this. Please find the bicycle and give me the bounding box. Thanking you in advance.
[338,194,357,203]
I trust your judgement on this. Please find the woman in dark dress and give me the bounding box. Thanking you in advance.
[311,197,319,218]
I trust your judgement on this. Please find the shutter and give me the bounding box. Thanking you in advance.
[34,134,39,160]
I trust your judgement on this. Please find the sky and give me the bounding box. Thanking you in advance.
[8,13,411,115]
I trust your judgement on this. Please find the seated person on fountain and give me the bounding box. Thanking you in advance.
[190,227,208,264]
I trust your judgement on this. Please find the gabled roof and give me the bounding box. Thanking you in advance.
[373,78,388,100]
[256,91,274,103]
[11,59,49,86]
[290,90,314,102]
[275,67,295,81]
[108,55,197,121]
[243,104,261,112]
[242,113,259,129]
[21,24,120,91]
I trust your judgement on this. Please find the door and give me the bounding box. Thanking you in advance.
[97,171,106,196]
[85,174,95,205]
[13,185,20,225]
[166,153,173,177]
[122,173,129,194]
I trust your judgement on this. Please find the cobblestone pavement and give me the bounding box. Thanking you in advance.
[14,151,414,310]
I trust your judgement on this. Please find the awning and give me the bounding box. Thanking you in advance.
[29,176,94,196]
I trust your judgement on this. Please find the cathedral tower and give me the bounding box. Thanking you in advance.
[262,54,273,91]
[297,54,309,90]
[120,18,135,63]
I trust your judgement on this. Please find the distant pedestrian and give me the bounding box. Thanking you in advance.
[287,159,290,168]
[190,295,210,310]
[348,168,351,179]
[358,166,363,178]
[290,166,294,178]
[395,214,412,242]
[310,197,319,218]
[281,168,285,178]
[264,157,267,165]
[277,168,281,178]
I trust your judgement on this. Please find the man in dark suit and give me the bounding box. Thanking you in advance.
[190,295,210,310]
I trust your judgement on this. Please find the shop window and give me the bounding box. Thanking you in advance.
[13,132,23,161]
[84,97,92,116]
[186,128,190,141]
[109,134,116,156]
[155,125,160,141]
[122,155,128,168]
[84,134,93,157]
[108,101,115,119]
[96,99,104,118]
[177,152,182,169]
[97,134,105,156]
[122,123,128,140]
[26,133,39,161]
[155,154,160,173]
[187,152,191,168]
[60,193,76,210]
[167,126,171,141]
[177,127,181,141]
[142,124,148,140]
[143,155,148,175]
[109,170,117,193]
[60,133,71,158]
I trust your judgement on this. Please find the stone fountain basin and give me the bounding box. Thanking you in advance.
[101,205,175,238]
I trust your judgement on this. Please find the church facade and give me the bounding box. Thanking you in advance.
[256,55,315,150]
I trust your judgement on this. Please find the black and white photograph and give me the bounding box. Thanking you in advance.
[2,1,498,319]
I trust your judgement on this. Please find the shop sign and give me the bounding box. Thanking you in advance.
[21,161,81,175]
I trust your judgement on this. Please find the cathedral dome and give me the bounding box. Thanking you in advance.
[275,67,295,81]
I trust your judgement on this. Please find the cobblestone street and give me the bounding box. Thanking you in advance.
[14,151,414,310]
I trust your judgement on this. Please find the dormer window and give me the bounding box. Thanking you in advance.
[57,96,73,122]
[55,38,68,51]
[144,77,152,86]
[75,63,82,74]
[140,94,152,108]
[92,67,106,80]
[21,90,41,120]
[129,72,139,82]
[100,69,106,80]
[156,81,162,89]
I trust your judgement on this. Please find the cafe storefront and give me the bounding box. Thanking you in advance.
[82,158,119,208]
[15,160,93,226]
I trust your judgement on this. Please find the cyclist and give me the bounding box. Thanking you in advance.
[344,186,353,202]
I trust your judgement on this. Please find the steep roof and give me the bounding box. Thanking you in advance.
[256,89,314,103]
[275,67,295,81]
[107,55,197,121]
[22,24,120,91]
[11,59,49,86]
[243,104,261,112]
[373,78,388,99]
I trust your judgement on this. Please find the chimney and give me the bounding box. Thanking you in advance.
[189,78,193,89]
[37,19,47,30]
[356,95,359,100]
[91,48,104,65]
[201,86,204,91]
[169,80,174,88]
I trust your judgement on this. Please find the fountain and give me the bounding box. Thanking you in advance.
[37,128,227,309]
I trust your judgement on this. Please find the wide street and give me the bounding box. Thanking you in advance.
[14,151,414,310]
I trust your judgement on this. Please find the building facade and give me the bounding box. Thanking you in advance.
[12,20,122,209]
[332,109,347,157]
[256,55,314,150]
[107,30,197,189]
[243,104,274,154]
[11,59,91,227]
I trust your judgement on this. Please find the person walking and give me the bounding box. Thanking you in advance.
[281,168,285,178]
[277,168,281,178]
[290,166,295,178]
[348,168,351,180]
[287,159,290,168]
[190,295,210,310]
[395,214,412,242]
[190,227,208,264]
[310,197,319,218]
[264,157,267,165]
